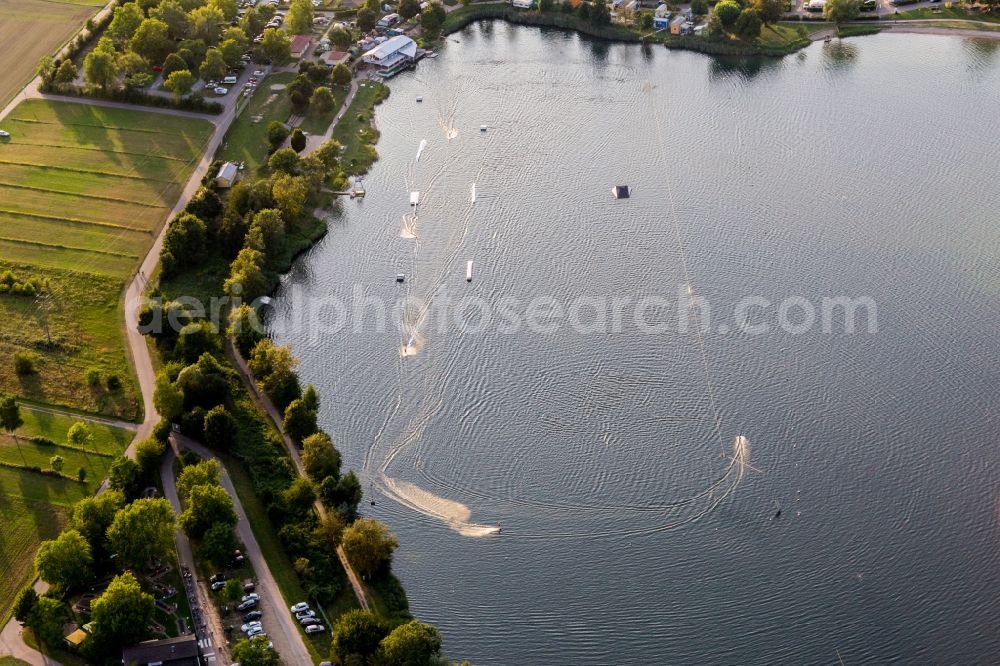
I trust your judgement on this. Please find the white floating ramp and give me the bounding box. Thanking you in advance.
[410,191,420,206]
[466,261,473,282]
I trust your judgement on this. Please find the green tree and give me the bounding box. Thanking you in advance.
[154,371,185,421]
[203,405,238,451]
[260,27,291,62]
[219,37,245,67]
[267,121,289,152]
[282,476,317,514]
[229,304,264,357]
[200,521,237,566]
[190,5,226,44]
[823,0,860,23]
[419,3,445,34]
[271,174,309,220]
[302,384,319,411]
[268,147,300,175]
[162,52,189,80]
[109,2,145,44]
[313,139,343,170]
[108,456,141,499]
[135,437,166,476]
[37,56,56,86]
[379,621,443,666]
[283,398,317,443]
[0,394,24,448]
[180,483,237,538]
[246,207,286,256]
[691,0,708,13]
[302,432,340,483]
[13,587,38,624]
[289,127,307,152]
[84,50,119,90]
[107,497,176,569]
[310,86,335,114]
[130,18,174,64]
[225,248,268,300]
[329,27,352,51]
[321,468,362,515]
[222,577,243,602]
[341,518,398,577]
[398,0,421,18]
[287,0,314,33]
[55,60,78,84]
[735,7,762,37]
[357,7,378,31]
[72,490,125,553]
[152,0,192,39]
[211,0,240,21]
[713,0,741,27]
[332,610,388,663]
[90,572,154,647]
[35,529,93,588]
[248,339,301,410]
[165,69,196,98]
[177,459,222,498]
[231,635,281,666]
[49,455,64,472]
[638,11,653,29]
[162,212,207,274]
[198,49,227,81]
[590,0,610,25]
[28,597,66,648]
[753,0,785,24]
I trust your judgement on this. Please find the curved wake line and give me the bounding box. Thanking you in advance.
[382,477,500,537]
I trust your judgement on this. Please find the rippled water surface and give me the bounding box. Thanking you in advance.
[268,26,1000,664]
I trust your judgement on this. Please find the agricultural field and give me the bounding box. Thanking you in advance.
[0,0,105,109]
[0,100,213,416]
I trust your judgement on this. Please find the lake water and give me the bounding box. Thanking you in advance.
[267,24,1000,665]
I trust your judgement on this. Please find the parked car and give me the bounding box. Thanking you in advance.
[304,624,326,635]
[300,617,319,627]
[252,69,265,76]
[210,573,227,583]
[210,581,226,591]
[243,610,262,622]
[243,593,260,602]
[248,628,266,638]
[214,86,229,95]
[237,598,258,611]
[0,129,11,138]
[295,610,315,621]
[290,602,310,613]
[241,621,262,633]
[223,75,238,84]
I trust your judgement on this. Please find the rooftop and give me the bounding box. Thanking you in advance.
[121,635,200,666]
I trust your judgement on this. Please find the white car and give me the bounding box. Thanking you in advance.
[242,593,260,602]
[252,70,265,77]
[214,86,229,95]
[241,621,262,631]
[304,624,326,635]
[294,610,315,620]
[289,602,310,613]
[0,130,8,138]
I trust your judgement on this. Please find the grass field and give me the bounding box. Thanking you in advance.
[0,100,213,416]
[0,0,105,109]
[0,406,131,624]
[216,72,295,174]
[331,81,389,176]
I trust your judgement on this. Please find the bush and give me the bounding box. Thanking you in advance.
[14,352,36,375]
[85,368,102,386]
[290,128,306,153]
[106,374,122,392]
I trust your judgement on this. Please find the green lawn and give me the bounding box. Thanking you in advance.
[892,5,1000,22]
[216,72,296,175]
[0,100,213,416]
[0,497,71,625]
[331,81,389,176]
[0,657,33,666]
[298,84,351,137]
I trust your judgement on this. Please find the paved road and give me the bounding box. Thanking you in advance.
[228,343,371,612]
[169,434,314,666]
[160,448,228,666]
